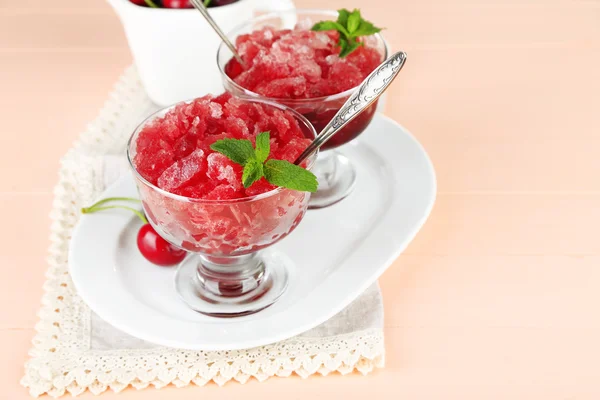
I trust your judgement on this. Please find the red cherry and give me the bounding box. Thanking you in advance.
[137,224,187,266]
[81,197,187,267]
[162,0,193,8]
[129,0,148,5]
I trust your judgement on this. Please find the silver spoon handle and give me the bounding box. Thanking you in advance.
[189,0,245,65]
[294,51,407,165]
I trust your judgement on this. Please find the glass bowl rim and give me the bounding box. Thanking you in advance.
[216,8,390,104]
[126,96,319,205]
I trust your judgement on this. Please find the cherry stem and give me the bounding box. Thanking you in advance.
[144,0,159,7]
[204,0,211,6]
[81,196,147,223]
[81,204,148,224]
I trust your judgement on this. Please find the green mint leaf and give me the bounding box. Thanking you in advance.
[347,9,362,34]
[312,21,349,38]
[339,38,361,58]
[314,8,383,58]
[337,39,349,58]
[209,134,317,193]
[353,19,383,37]
[254,131,271,164]
[336,8,350,27]
[264,159,318,193]
[210,138,256,166]
[242,159,264,188]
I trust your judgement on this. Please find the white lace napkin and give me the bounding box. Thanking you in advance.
[20,67,385,398]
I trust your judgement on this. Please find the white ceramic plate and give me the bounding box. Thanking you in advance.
[69,114,436,350]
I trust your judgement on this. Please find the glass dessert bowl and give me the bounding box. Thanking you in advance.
[127,94,318,316]
[217,9,388,208]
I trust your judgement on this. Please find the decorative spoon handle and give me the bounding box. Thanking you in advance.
[189,0,245,65]
[294,51,407,165]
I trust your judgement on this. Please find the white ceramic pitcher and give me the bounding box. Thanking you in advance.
[107,0,296,105]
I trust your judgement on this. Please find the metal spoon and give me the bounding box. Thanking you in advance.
[294,51,408,165]
[189,0,245,66]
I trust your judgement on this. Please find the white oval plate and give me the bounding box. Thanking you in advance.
[69,115,436,350]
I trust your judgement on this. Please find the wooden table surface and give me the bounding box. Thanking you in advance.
[2,0,599,398]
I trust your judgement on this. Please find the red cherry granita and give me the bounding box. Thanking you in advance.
[130,94,315,255]
[221,24,386,149]
[133,93,312,200]
[225,27,382,99]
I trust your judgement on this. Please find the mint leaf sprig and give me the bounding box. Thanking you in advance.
[312,9,383,58]
[210,132,318,193]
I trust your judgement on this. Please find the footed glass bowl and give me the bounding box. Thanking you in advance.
[127,98,318,317]
[217,9,388,208]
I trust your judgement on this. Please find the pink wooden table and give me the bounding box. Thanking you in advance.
[2,0,599,398]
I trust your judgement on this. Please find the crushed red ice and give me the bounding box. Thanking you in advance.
[225,26,382,99]
[133,94,311,200]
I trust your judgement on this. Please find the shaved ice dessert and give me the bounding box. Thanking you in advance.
[225,27,382,99]
[133,93,312,199]
[128,94,316,255]
[222,24,387,149]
